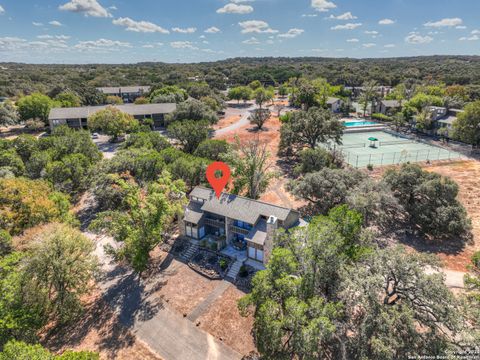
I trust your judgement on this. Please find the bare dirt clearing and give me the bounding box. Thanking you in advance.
[370,160,480,271]
[197,286,256,355]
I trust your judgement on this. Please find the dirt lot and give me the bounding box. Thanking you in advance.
[370,160,480,271]
[422,160,480,271]
[214,110,306,209]
[197,286,256,355]
[213,114,243,130]
[42,293,161,360]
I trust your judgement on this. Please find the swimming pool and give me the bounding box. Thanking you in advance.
[344,120,378,127]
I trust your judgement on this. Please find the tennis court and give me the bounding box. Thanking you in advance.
[331,130,465,168]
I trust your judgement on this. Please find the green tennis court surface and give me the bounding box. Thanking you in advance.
[334,131,464,168]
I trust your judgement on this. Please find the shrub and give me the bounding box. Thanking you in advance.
[210,242,218,251]
[367,164,374,171]
[371,113,392,122]
[239,265,249,278]
[219,258,228,271]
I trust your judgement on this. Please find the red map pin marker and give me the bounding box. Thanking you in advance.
[206,161,231,199]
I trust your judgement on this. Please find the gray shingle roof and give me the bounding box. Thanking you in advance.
[327,97,340,105]
[184,201,203,224]
[381,100,401,108]
[97,86,151,94]
[190,186,296,225]
[245,219,267,245]
[49,103,176,120]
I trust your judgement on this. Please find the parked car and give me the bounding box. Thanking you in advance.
[91,132,99,139]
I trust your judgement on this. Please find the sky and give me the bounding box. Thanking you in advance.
[0,0,479,64]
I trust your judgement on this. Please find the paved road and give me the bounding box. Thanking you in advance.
[214,104,255,137]
[88,233,242,360]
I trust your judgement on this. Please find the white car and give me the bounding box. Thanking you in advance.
[91,132,100,139]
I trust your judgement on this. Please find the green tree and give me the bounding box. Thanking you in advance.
[0,148,25,176]
[90,172,187,274]
[22,223,98,323]
[167,98,218,124]
[0,252,48,346]
[0,178,74,235]
[249,108,271,130]
[88,106,139,141]
[288,168,365,215]
[122,131,171,152]
[55,91,81,108]
[360,80,378,117]
[149,85,188,103]
[341,246,461,359]
[0,340,99,360]
[0,101,19,127]
[224,138,275,199]
[194,139,231,161]
[294,147,334,175]
[384,163,471,238]
[168,120,211,154]
[254,87,272,109]
[279,107,344,152]
[249,80,262,91]
[45,154,91,197]
[17,93,54,124]
[105,95,123,105]
[452,100,480,146]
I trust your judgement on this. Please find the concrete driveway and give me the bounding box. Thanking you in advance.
[88,233,242,360]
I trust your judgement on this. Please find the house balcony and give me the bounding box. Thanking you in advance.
[229,225,250,236]
[204,217,225,229]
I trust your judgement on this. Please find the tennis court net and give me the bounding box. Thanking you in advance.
[341,143,366,149]
[379,140,415,147]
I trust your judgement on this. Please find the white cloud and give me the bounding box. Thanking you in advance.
[230,0,254,2]
[49,21,63,27]
[459,35,479,41]
[278,28,304,38]
[312,0,336,12]
[471,30,480,34]
[242,37,260,45]
[0,5,4,14]
[330,23,362,30]
[365,30,379,35]
[142,44,154,48]
[424,18,463,28]
[455,25,467,29]
[74,38,131,51]
[384,44,396,48]
[37,34,71,40]
[301,14,318,18]
[362,43,376,48]
[32,22,43,26]
[217,3,253,14]
[170,41,198,49]
[405,33,433,44]
[59,0,112,18]
[311,48,327,53]
[172,27,197,34]
[346,38,359,42]
[329,12,357,20]
[379,18,395,25]
[205,26,221,34]
[109,5,117,10]
[113,17,169,33]
[239,20,278,34]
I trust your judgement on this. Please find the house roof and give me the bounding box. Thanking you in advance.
[327,97,341,105]
[184,201,204,224]
[381,100,401,108]
[49,103,176,120]
[97,86,151,94]
[246,219,267,245]
[190,186,297,225]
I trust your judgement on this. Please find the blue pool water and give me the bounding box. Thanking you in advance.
[344,120,378,127]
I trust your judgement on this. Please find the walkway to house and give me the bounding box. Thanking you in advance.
[213,105,255,137]
[89,233,242,360]
[187,281,231,322]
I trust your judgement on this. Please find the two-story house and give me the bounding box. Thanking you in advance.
[181,186,302,265]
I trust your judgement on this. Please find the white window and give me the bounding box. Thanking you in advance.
[186,225,192,237]
[199,227,205,239]
[248,246,255,259]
